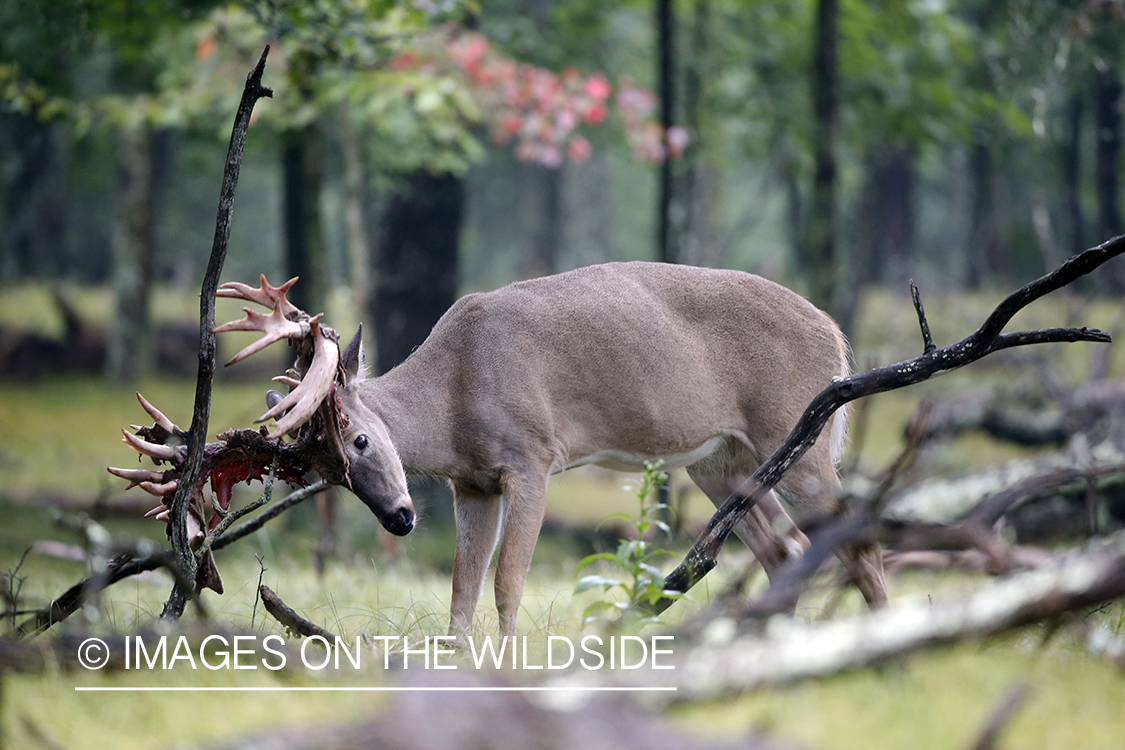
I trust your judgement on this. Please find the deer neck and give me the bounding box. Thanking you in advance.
[358,363,461,479]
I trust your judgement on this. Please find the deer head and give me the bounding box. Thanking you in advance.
[109,276,414,592]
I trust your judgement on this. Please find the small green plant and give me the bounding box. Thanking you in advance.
[573,460,681,625]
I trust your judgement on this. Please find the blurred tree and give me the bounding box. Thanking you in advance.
[374,171,463,373]
[805,0,839,319]
[0,0,92,282]
[0,0,220,383]
[656,0,678,266]
[1095,64,1124,287]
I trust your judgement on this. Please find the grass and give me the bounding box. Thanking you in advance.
[4,541,1123,750]
[2,281,1125,748]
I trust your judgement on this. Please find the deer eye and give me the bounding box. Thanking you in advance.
[353,435,369,451]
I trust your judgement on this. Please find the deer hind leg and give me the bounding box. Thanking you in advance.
[837,539,888,608]
[687,465,809,607]
[449,484,504,638]
[775,448,888,609]
[493,469,550,637]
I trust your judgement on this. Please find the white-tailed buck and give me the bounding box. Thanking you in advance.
[114,262,886,635]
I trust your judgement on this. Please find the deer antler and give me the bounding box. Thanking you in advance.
[109,277,347,595]
[108,393,216,585]
[108,392,316,594]
[214,275,340,437]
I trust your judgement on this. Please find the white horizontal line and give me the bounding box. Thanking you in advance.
[74,686,677,693]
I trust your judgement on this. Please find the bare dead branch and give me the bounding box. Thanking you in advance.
[212,479,327,552]
[968,685,1030,750]
[650,235,1125,614]
[162,46,273,620]
[882,547,1056,573]
[910,279,936,354]
[258,585,337,640]
[15,481,320,639]
[14,552,175,639]
[887,448,1125,526]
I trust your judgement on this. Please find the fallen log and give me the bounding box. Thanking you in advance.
[584,529,1125,700]
[884,444,1125,525]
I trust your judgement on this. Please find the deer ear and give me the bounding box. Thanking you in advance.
[342,324,368,384]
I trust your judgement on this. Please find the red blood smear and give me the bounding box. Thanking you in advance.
[206,459,309,530]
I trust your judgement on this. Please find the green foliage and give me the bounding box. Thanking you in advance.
[573,460,681,625]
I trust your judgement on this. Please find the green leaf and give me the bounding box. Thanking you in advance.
[595,512,634,531]
[574,574,623,594]
[616,539,644,567]
[574,552,616,574]
[638,562,665,582]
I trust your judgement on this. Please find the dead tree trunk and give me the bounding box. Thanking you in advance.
[161,48,274,620]
[655,0,678,266]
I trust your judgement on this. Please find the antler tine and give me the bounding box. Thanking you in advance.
[146,507,171,523]
[217,274,300,318]
[136,392,178,434]
[107,467,169,489]
[122,429,183,462]
[139,480,179,497]
[214,306,308,366]
[272,374,302,389]
[257,315,340,436]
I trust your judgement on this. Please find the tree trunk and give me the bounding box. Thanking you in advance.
[338,112,370,313]
[965,132,1005,289]
[520,163,563,279]
[1096,67,1124,291]
[859,145,914,286]
[1064,94,1085,258]
[781,135,805,273]
[283,125,329,316]
[0,115,67,281]
[106,124,156,385]
[679,0,711,266]
[656,0,678,265]
[372,171,463,374]
[806,0,840,317]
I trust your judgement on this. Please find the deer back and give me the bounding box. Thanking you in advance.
[342,262,849,484]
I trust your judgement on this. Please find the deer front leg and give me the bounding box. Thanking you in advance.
[450,485,503,638]
[493,470,550,637]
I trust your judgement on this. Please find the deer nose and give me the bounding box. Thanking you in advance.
[384,507,415,536]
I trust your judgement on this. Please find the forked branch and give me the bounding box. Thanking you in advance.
[162,46,273,620]
[649,234,1125,614]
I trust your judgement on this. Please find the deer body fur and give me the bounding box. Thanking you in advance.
[336,261,885,636]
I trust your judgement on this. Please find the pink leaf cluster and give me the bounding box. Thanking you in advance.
[437,30,687,167]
